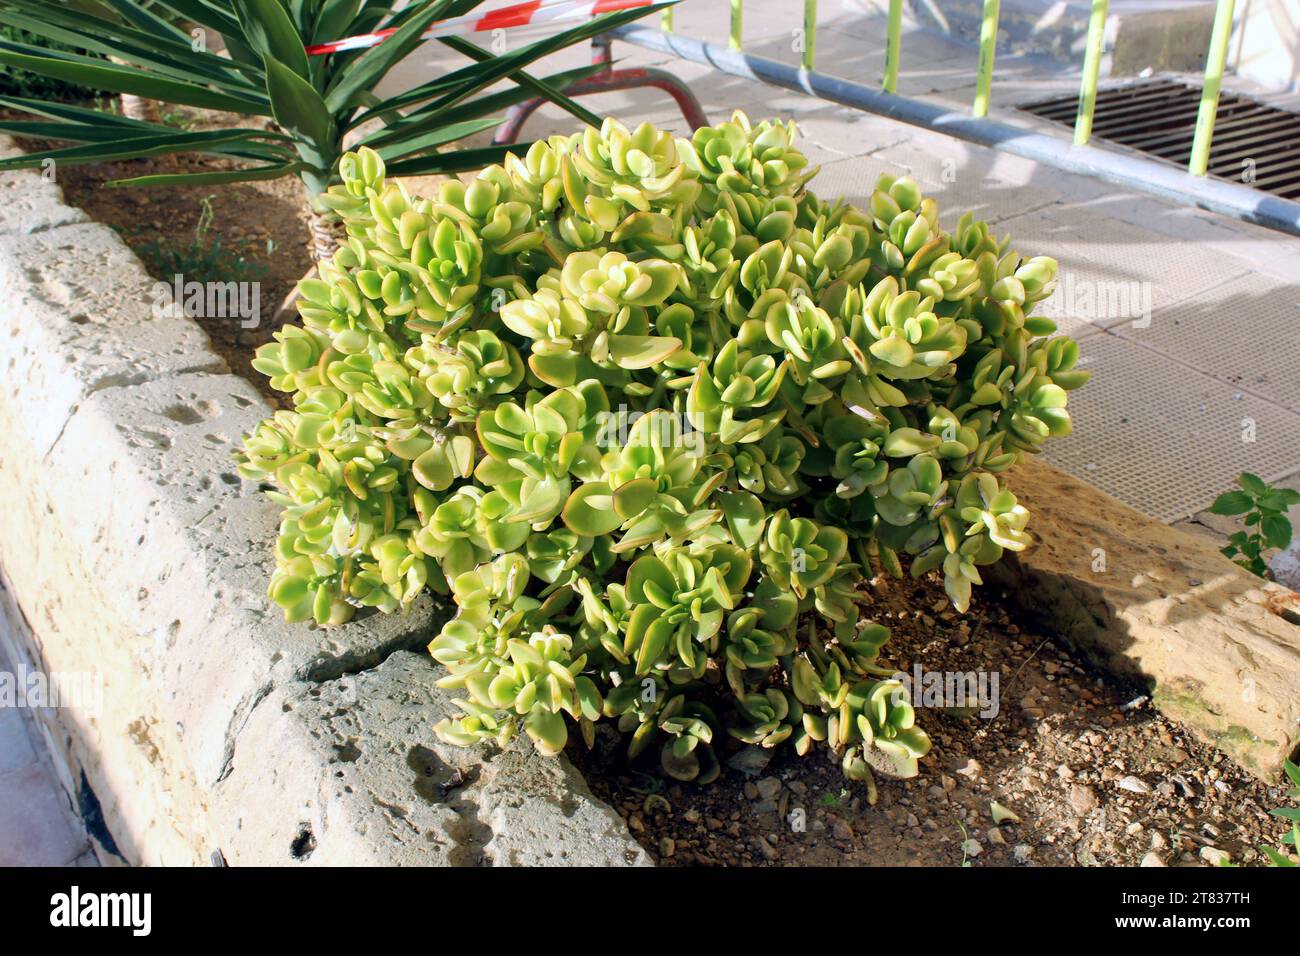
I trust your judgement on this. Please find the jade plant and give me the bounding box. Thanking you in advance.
[237,112,1089,787]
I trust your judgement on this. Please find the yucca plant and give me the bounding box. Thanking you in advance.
[0,0,671,258]
[0,23,106,101]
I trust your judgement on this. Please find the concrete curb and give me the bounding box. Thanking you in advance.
[996,457,1300,781]
[0,142,648,866]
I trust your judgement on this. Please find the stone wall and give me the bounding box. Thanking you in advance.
[996,458,1300,779]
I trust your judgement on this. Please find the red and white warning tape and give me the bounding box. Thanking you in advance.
[305,0,655,55]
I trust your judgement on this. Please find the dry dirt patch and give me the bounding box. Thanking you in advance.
[575,573,1291,867]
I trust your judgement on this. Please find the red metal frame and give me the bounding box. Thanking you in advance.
[493,34,709,144]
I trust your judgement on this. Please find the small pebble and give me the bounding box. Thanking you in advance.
[1069,784,1098,815]
[1118,775,1152,794]
[1200,847,1230,866]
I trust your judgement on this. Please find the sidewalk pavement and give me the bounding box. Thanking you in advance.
[0,630,95,866]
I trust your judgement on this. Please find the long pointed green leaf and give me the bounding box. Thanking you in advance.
[350,68,473,119]
[311,0,365,43]
[0,94,295,153]
[234,0,311,79]
[99,0,192,41]
[0,94,170,130]
[322,0,456,114]
[0,46,271,114]
[384,142,532,178]
[372,117,500,161]
[414,4,671,120]
[0,120,174,143]
[108,161,299,187]
[0,128,292,170]
[261,55,337,172]
[437,34,601,129]
[146,0,244,35]
[219,33,265,71]
[359,62,603,147]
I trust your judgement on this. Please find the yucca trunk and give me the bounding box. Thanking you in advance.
[109,55,162,123]
[119,92,162,123]
[307,206,345,263]
[273,203,344,326]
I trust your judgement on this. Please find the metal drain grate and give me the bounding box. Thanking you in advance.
[1019,79,1300,200]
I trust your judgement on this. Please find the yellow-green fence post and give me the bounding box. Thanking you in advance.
[1073,0,1109,145]
[802,0,817,71]
[1189,0,1237,176]
[973,0,1000,116]
[883,0,903,93]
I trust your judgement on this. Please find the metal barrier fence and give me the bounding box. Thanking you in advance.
[614,0,1300,236]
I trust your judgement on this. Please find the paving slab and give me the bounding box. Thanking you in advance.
[0,707,36,776]
[982,204,1255,343]
[0,764,88,866]
[1042,330,1300,522]
[811,145,1067,233]
[1110,272,1300,412]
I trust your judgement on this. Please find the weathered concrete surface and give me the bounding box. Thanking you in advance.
[0,143,647,866]
[993,457,1300,780]
[217,651,649,866]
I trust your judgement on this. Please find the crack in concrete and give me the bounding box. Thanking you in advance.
[215,679,275,784]
[41,403,78,462]
[298,625,435,684]
[0,214,88,239]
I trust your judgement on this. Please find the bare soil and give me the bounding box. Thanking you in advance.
[17,106,314,404]
[572,572,1293,867]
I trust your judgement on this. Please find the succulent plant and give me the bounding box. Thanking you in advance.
[679,112,813,212]
[563,118,700,229]
[238,112,1088,788]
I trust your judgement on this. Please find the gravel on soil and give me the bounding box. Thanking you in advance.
[573,573,1294,867]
